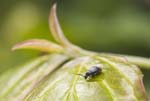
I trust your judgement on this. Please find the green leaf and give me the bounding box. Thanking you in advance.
[0,54,69,101]
[24,55,147,101]
[0,55,147,100]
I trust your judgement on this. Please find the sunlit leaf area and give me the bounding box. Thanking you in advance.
[0,0,150,100]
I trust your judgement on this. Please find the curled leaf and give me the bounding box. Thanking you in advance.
[49,4,96,57]
[49,3,72,47]
[12,39,64,53]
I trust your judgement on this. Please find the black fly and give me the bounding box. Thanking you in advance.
[78,66,102,80]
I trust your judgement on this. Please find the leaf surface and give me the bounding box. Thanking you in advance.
[23,55,147,101]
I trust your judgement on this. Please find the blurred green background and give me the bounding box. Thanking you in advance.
[0,0,150,95]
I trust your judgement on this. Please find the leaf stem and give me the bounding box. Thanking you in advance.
[99,53,150,69]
